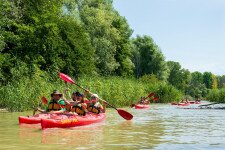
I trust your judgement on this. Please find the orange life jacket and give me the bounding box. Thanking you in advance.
[47,100,64,111]
[65,104,72,111]
[71,104,86,116]
[88,102,101,114]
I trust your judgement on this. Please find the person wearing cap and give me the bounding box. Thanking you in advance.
[63,90,88,116]
[71,92,88,116]
[63,90,79,108]
[87,94,106,114]
[37,90,66,114]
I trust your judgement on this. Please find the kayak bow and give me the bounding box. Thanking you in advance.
[134,104,149,109]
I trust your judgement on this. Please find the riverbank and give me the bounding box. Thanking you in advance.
[0,108,8,113]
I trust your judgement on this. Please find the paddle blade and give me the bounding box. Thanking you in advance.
[148,92,155,98]
[41,96,48,105]
[59,72,75,84]
[153,97,159,101]
[117,109,133,120]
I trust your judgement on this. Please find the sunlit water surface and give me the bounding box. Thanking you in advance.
[1,104,225,150]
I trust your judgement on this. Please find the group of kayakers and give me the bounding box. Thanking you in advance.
[37,89,106,116]
[179,98,201,104]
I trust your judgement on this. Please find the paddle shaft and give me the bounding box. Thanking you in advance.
[65,82,71,98]
[198,102,220,107]
[59,72,133,120]
[74,83,117,110]
[33,100,42,115]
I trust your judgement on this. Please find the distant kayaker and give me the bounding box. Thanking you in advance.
[138,97,149,105]
[87,94,106,113]
[37,90,66,114]
[180,98,189,104]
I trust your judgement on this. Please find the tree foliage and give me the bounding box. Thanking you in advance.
[217,75,225,89]
[1,0,224,107]
[167,61,191,92]
[132,35,168,81]
[0,0,95,82]
[78,0,133,76]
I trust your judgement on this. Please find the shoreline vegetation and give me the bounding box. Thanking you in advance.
[0,71,183,112]
[1,1,225,112]
[1,70,225,112]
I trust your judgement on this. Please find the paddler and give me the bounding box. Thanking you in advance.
[87,94,106,113]
[37,90,66,114]
[63,90,88,116]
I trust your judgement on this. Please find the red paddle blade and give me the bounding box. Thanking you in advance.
[59,72,75,84]
[148,92,155,98]
[117,109,133,120]
[41,96,48,104]
[153,97,159,101]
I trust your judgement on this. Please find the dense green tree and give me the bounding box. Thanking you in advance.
[211,74,218,89]
[0,0,23,83]
[203,72,217,89]
[113,12,134,76]
[217,75,225,88]
[187,72,207,98]
[132,35,168,80]
[78,0,134,76]
[167,61,191,92]
[190,71,203,86]
[1,0,95,80]
[203,72,212,89]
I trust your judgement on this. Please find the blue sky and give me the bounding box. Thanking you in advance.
[113,0,225,75]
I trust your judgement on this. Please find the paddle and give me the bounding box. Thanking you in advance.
[198,102,220,108]
[153,97,159,101]
[59,72,133,120]
[41,96,48,105]
[33,96,48,115]
[146,92,155,99]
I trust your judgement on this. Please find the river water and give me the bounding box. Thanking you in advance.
[0,104,225,150]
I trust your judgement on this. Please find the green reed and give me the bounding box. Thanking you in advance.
[0,73,182,112]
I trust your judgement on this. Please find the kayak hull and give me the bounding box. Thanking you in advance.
[134,104,149,109]
[19,113,50,124]
[189,101,201,104]
[178,103,190,106]
[41,113,106,129]
[171,103,190,106]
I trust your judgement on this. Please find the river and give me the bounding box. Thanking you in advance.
[0,103,225,150]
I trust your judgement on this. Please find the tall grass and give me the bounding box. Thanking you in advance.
[0,71,183,112]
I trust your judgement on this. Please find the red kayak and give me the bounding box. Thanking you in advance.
[134,104,149,109]
[19,113,51,124]
[171,102,190,106]
[41,113,106,129]
[189,101,201,104]
[178,103,190,106]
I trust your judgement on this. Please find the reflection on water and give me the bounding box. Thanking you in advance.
[41,125,105,149]
[1,104,225,149]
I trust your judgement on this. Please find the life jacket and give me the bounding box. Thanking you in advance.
[47,99,64,111]
[65,104,72,111]
[71,103,86,116]
[88,102,101,114]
